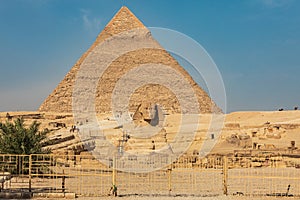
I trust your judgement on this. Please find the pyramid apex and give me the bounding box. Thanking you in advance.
[111,6,145,29]
[119,6,131,11]
[117,6,138,17]
[94,6,145,43]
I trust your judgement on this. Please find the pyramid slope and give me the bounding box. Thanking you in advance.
[39,6,221,114]
[39,7,144,113]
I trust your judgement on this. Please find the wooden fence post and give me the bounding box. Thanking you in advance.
[168,168,172,193]
[29,155,32,193]
[112,156,116,186]
[62,169,65,193]
[223,156,228,195]
[111,156,118,196]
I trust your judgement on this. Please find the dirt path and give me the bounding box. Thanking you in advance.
[35,195,293,200]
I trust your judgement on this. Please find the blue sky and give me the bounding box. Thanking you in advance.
[0,0,299,113]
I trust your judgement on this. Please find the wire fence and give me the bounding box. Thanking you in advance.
[0,153,300,198]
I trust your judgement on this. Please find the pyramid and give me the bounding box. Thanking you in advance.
[39,6,221,114]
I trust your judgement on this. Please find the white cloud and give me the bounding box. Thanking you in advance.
[80,9,102,36]
[260,0,294,8]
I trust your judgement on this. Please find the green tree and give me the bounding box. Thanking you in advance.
[0,117,50,154]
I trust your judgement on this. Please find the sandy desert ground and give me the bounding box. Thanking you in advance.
[35,195,292,200]
[1,110,300,199]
